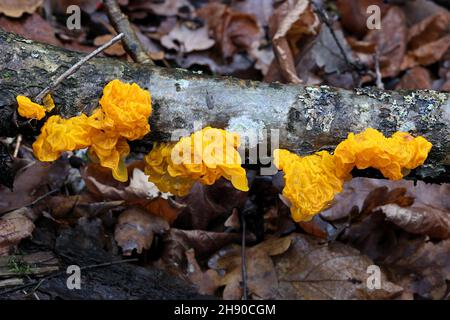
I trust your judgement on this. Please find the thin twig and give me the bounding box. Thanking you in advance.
[241,214,248,300]
[13,134,22,158]
[34,33,124,103]
[0,189,59,217]
[374,49,384,89]
[103,0,154,65]
[28,189,59,207]
[0,258,139,296]
[311,2,361,86]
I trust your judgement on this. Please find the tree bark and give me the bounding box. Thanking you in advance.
[0,29,449,179]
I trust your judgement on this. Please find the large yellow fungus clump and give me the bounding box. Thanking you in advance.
[274,128,432,222]
[30,79,152,182]
[144,127,249,196]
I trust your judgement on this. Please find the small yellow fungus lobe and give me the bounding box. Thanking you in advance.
[17,96,47,120]
[17,94,56,120]
[274,128,432,222]
[33,114,93,161]
[144,127,249,196]
[42,94,55,112]
[32,79,152,182]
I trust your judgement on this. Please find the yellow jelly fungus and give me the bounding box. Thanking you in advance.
[42,94,55,112]
[17,94,56,120]
[274,149,344,222]
[31,79,152,182]
[17,96,47,120]
[144,127,249,196]
[274,128,432,222]
[333,128,432,180]
[33,114,93,161]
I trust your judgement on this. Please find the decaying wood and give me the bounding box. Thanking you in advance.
[0,278,22,289]
[0,219,207,300]
[0,29,449,179]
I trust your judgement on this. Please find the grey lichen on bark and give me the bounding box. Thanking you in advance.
[0,29,449,179]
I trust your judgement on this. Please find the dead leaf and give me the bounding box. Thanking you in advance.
[128,0,193,17]
[0,208,35,256]
[47,195,123,223]
[267,16,354,85]
[0,13,61,46]
[0,159,69,214]
[441,80,450,91]
[83,163,180,223]
[114,207,169,255]
[336,0,389,37]
[407,11,450,50]
[270,205,297,237]
[231,0,274,27]
[0,0,43,18]
[207,236,292,299]
[321,177,449,222]
[224,208,240,230]
[249,45,274,75]
[143,197,185,225]
[273,234,403,299]
[397,9,450,70]
[176,179,248,230]
[161,22,215,53]
[135,27,165,57]
[401,35,450,69]
[148,51,165,61]
[94,34,126,56]
[396,66,432,90]
[197,2,263,59]
[158,228,250,270]
[298,215,329,239]
[363,6,407,78]
[347,37,376,54]
[377,204,450,239]
[267,0,320,84]
[83,162,166,201]
[314,27,354,74]
[185,248,221,295]
[326,179,450,299]
[402,0,450,25]
[127,166,166,200]
[383,236,450,299]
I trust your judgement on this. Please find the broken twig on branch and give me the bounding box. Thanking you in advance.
[34,33,124,103]
[103,0,154,65]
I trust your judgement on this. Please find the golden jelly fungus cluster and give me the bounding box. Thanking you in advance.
[333,128,432,180]
[274,128,432,222]
[274,149,344,222]
[144,127,249,196]
[16,94,55,120]
[32,79,151,182]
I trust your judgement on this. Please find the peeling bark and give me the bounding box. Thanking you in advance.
[0,30,449,179]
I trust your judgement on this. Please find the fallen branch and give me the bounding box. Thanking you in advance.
[103,0,153,65]
[0,30,449,179]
